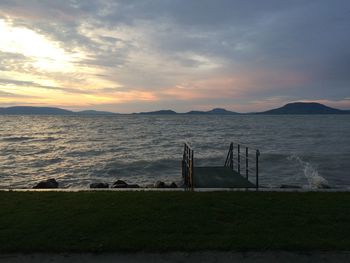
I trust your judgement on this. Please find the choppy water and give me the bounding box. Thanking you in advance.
[0,115,349,189]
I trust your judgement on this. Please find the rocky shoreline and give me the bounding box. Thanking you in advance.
[32,178,178,190]
[31,179,335,190]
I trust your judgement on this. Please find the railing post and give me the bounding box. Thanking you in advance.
[183,143,193,190]
[238,144,241,175]
[191,149,194,191]
[182,144,185,188]
[182,160,185,184]
[182,144,185,187]
[230,143,233,169]
[245,147,248,179]
[256,149,260,190]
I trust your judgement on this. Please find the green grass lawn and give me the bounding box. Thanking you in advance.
[0,191,349,252]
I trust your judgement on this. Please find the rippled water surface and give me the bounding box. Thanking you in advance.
[0,115,349,188]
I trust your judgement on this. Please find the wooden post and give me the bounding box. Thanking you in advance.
[191,149,194,191]
[230,143,233,169]
[245,147,248,179]
[256,149,260,190]
[238,144,241,175]
[187,146,190,189]
[182,144,186,188]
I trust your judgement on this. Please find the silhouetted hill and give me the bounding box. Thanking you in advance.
[1,103,348,115]
[136,108,239,115]
[0,106,117,115]
[258,102,349,114]
[186,108,239,115]
[207,108,239,114]
[0,106,73,115]
[137,110,177,115]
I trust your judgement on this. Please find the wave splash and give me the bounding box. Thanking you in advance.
[288,154,330,189]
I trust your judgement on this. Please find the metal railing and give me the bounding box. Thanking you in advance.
[225,142,260,189]
[182,143,194,190]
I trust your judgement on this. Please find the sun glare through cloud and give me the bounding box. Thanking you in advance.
[0,19,80,72]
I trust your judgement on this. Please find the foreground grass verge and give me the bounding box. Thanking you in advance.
[0,191,349,252]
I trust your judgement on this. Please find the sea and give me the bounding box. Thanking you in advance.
[0,115,349,189]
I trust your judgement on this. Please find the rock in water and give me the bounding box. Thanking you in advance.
[33,179,59,189]
[90,183,109,188]
[169,182,178,188]
[112,180,128,188]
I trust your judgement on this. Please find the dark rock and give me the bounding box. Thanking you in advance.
[169,182,178,188]
[280,184,302,189]
[112,179,128,188]
[155,181,166,188]
[90,183,109,189]
[33,178,58,189]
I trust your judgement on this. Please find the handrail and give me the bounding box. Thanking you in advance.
[182,142,194,190]
[224,142,260,189]
[224,142,234,168]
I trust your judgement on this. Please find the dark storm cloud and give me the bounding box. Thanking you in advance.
[100,0,350,100]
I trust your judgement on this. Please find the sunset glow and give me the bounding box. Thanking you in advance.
[0,1,349,112]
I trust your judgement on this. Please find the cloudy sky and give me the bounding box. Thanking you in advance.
[0,0,349,113]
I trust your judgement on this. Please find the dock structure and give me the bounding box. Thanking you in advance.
[182,142,260,190]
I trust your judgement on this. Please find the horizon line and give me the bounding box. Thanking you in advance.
[1,101,349,114]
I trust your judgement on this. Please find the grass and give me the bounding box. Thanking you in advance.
[0,191,349,252]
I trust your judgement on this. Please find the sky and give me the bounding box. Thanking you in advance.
[0,0,349,113]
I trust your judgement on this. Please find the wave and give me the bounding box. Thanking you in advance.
[288,154,330,189]
[32,137,59,142]
[1,115,349,188]
[27,157,64,168]
[2,136,34,142]
[65,149,106,157]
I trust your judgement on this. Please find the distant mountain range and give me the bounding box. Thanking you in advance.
[136,110,177,115]
[0,106,117,115]
[186,108,239,115]
[137,108,238,115]
[0,102,349,115]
